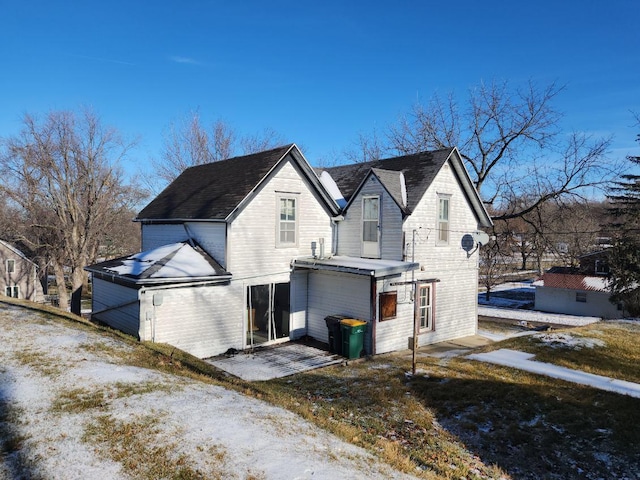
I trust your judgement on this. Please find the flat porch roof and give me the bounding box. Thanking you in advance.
[292,255,419,277]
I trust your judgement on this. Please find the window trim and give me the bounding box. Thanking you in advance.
[6,259,15,274]
[276,195,298,247]
[361,195,381,258]
[417,283,434,331]
[5,285,19,298]
[436,194,451,245]
[379,291,397,321]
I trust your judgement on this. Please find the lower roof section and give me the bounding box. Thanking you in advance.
[292,255,419,278]
[85,242,231,287]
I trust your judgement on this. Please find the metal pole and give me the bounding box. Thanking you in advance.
[412,283,418,375]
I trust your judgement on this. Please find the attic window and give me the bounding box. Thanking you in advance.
[379,291,397,321]
[277,196,297,246]
[6,259,15,274]
[437,195,450,245]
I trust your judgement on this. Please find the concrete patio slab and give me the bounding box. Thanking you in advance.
[207,342,344,381]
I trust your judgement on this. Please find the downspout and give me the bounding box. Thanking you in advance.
[370,275,377,355]
[331,215,344,256]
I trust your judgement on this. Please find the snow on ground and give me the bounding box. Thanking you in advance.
[468,349,640,399]
[478,305,601,326]
[532,332,605,349]
[0,303,417,480]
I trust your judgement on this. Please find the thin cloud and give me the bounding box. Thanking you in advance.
[169,56,204,66]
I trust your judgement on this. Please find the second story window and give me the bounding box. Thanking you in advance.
[437,195,450,244]
[278,197,297,246]
[6,259,15,274]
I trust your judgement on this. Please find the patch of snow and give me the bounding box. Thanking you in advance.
[533,332,605,349]
[319,171,347,208]
[0,304,417,479]
[478,306,600,326]
[582,276,610,291]
[109,242,218,278]
[468,349,640,399]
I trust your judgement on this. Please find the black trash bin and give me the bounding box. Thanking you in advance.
[325,315,346,355]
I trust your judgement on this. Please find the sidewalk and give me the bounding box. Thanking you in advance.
[468,348,640,399]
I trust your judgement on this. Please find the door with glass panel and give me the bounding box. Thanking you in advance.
[362,196,380,258]
[246,283,290,347]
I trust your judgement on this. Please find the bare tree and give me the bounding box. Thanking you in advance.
[240,127,285,155]
[479,226,515,301]
[0,109,144,314]
[151,111,285,189]
[357,80,620,221]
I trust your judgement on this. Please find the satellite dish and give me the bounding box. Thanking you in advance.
[461,234,475,252]
[472,230,490,246]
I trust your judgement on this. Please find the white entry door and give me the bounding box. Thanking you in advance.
[362,196,380,258]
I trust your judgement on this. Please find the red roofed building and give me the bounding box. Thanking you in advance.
[533,252,623,319]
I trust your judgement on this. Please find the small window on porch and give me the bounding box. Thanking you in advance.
[380,291,397,321]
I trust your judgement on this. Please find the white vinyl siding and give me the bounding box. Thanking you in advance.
[307,270,371,352]
[228,157,332,278]
[374,275,416,354]
[402,162,479,346]
[91,278,141,337]
[337,175,403,260]
[141,282,242,358]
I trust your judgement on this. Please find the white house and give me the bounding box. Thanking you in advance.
[0,240,44,303]
[86,144,492,358]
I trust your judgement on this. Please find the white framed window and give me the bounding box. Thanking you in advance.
[418,284,433,330]
[5,286,19,298]
[437,195,450,245]
[277,196,297,246]
[362,195,380,258]
[6,259,15,273]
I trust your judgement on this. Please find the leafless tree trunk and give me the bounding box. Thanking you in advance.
[0,108,145,314]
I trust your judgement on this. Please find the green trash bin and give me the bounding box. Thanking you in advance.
[340,319,367,359]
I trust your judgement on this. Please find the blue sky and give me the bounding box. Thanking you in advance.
[1,0,638,177]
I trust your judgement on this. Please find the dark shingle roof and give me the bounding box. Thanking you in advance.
[137,145,294,221]
[321,149,453,213]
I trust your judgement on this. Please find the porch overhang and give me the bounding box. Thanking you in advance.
[292,256,419,278]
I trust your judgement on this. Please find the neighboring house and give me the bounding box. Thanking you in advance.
[86,144,492,359]
[533,251,622,319]
[0,240,45,303]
